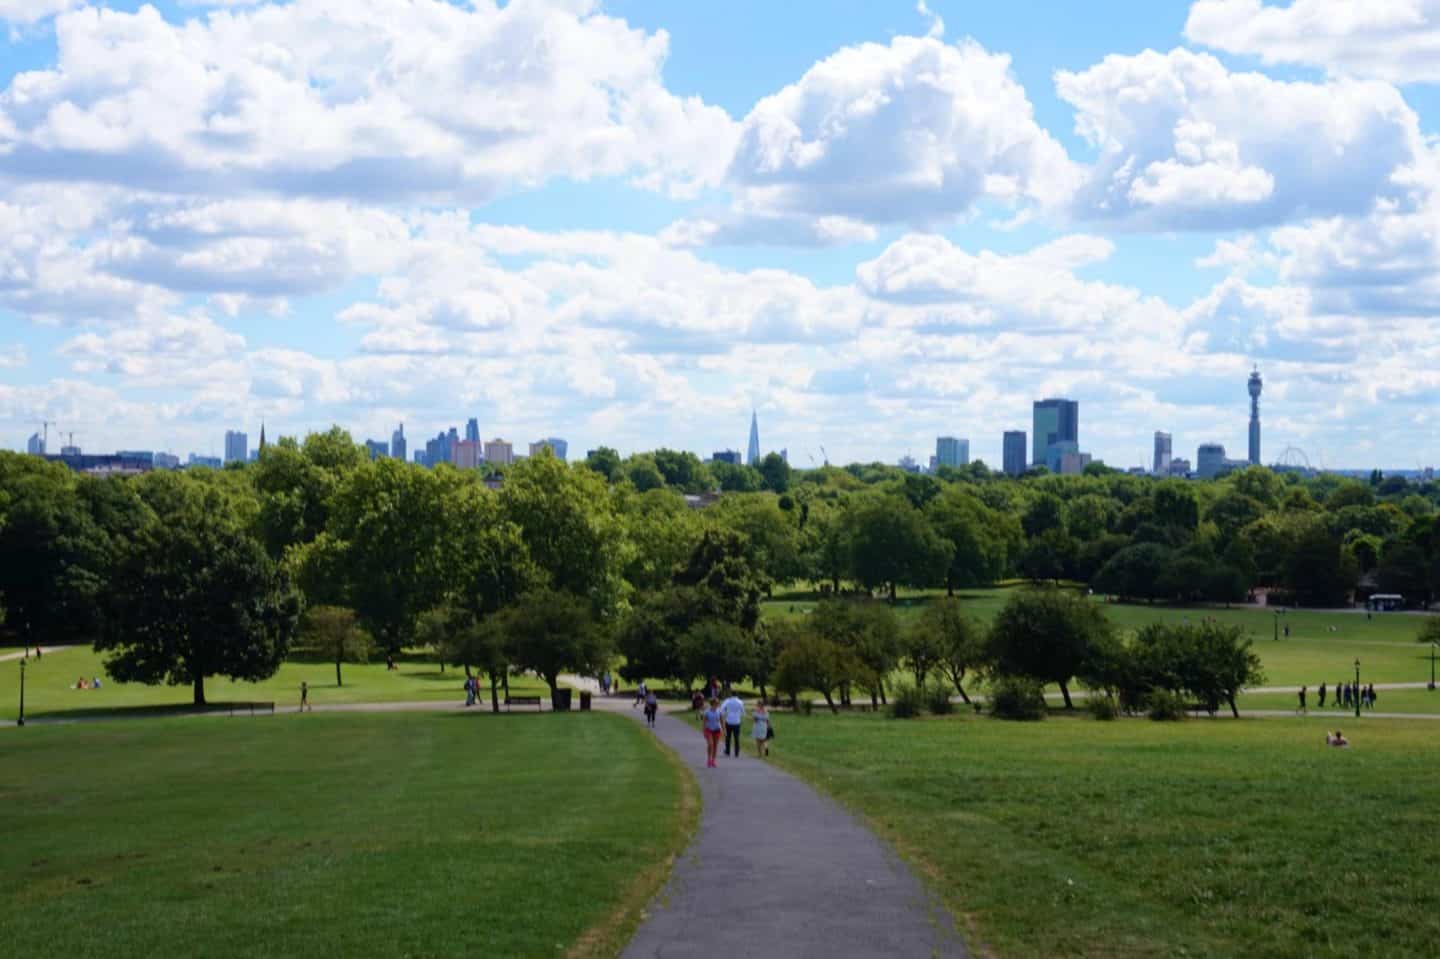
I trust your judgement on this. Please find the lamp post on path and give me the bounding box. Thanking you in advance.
[1353,658,1361,719]
[17,657,26,727]
[1429,643,1437,691]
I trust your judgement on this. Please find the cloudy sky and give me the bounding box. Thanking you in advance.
[1,0,1438,469]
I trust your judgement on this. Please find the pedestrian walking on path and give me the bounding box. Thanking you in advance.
[1319,682,1327,708]
[721,690,744,758]
[701,698,723,768]
[752,701,770,758]
[644,689,658,728]
[300,681,311,713]
[1297,685,1307,714]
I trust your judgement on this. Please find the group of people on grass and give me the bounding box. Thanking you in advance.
[1297,682,1378,712]
[698,683,772,767]
[73,676,101,690]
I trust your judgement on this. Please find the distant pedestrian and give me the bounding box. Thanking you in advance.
[1318,683,1327,708]
[600,673,611,696]
[300,681,311,712]
[702,698,724,768]
[386,654,397,671]
[1341,683,1351,708]
[721,691,745,758]
[464,676,476,707]
[752,701,771,758]
[691,689,704,712]
[1283,625,1290,638]
[34,645,41,660]
[1369,685,1378,709]
[634,681,647,709]
[1298,685,1307,714]
[644,690,658,727]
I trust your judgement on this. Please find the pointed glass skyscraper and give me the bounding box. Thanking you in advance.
[747,411,761,466]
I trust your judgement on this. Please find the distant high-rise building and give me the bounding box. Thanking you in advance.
[712,450,742,465]
[1248,368,1263,466]
[935,436,969,469]
[154,452,180,470]
[528,437,568,461]
[365,439,389,460]
[224,430,248,465]
[898,454,920,473]
[747,411,761,466]
[1002,431,1027,476]
[453,439,481,469]
[391,424,407,464]
[465,418,480,443]
[117,451,155,467]
[484,438,513,466]
[1197,443,1228,479]
[1153,432,1173,475]
[26,431,44,456]
[188,453,223,469]
[1032,399,1078,466]
[1046,440,1080,475]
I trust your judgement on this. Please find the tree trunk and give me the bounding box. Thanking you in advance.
[955,681,971,705]
[947,576,955,598]
[489,675,500,714]
[1227,694,1239,719]
[335,648,343,688]
[1059,681,1073,709]
[823,691,838,715]
[869,690,879,709]
[888,582,897,603]
[879,682,888,706]
[831,575,840,594]
[193,674,206,706]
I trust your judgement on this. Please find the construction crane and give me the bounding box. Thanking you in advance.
[33,419,52,453]
[820,445,830,467]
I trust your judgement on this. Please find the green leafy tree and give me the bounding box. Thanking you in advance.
[711,494,802,585]
[711,461,764,493]
[926,487,1018,594]
[97,483,299,705]
[653,449,714,494]
[915,598,987,704]
[497,588,612,705]
[298,605,369,687]
[772,633,859,714]
[988,588,1112,708]
[1093,543,1173,602]
[418,603,509,712]
[584,446,623,483]
[843,494,949,600]
[624,455,666,492]
[758,452,792,494]
[678,620,756,688]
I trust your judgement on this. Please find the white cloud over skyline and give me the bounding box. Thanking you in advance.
[1,0,1439,468]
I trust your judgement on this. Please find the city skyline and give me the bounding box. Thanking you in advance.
[2,2,1439,469]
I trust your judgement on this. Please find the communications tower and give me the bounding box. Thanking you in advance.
[1248,368,1262,466]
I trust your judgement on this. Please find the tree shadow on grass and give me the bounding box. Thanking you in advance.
[29,702,278,723]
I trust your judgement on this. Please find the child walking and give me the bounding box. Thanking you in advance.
[702,698,723,768]
[752,701,771,758]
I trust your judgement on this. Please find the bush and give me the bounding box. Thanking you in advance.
[888,682,925,719]
[989,677,1047,721]
[925,683,954,716]
[1146,689,1188,721]
[1087,694,1119,721]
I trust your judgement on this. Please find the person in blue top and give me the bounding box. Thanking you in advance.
[701,698,724,768]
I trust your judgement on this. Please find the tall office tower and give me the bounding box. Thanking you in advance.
[465,418,480,443]
[224,430,248,465]
[1032,399,1079,466]
[391,423,406,464]
[540,437,568,461]
[453,439,481,469]
[1002,431,1027,476]
[1153,432,1173,475]
[26,431,44,455]
[747,411,761,466]
[446,427,459,464]
[1248,368,1262,466]
[1197,443,1228,480]
[935,436,970,469]
[484,438,514,466]
[364,439,388,460]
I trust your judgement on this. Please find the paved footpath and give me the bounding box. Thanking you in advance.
[618,702,966,959]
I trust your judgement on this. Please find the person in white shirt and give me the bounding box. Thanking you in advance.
[720,692,745,758]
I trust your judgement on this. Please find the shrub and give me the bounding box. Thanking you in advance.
[1146,689,1188,721]
[1087,694,1119,721]
[888,682,925,719]
[989,677,1047,721]
[925,683,954,716]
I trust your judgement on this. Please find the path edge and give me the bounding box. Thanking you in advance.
[567,712,702,959]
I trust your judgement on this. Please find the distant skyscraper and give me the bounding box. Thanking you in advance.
[1002,431,1027,476]
[935,436,969,469]
[365,439,388,460]
[224,430,248,465]
[391,423,406,464]
[1197,443,1228,479]
[712,450,742,465]
[26,431,44,456]
[527,437,567,461]
[465,418,480,443]
[1153,432,1173,475]
[484,438,514,466]
[1248,368,1263,466]
[747,411,760,466]
[154,452,180,470]
[1032,399,1078,466]
[453,439,481,469]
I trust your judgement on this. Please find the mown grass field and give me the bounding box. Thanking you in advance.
[1239,687,1440,715]
[764,586,1440,689]
[0,645,548,721]
[773,711,1440,959]
[0,712,693,959]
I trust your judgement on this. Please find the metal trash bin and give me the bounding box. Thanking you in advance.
[579,691,592,711]
[553,687,573,712]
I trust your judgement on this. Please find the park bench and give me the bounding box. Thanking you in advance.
[504,696,543,712]
[226,702,275,717]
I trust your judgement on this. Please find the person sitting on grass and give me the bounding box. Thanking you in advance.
[1326,730,1350,748]
[90,677,101,690]
[76,676,87,690]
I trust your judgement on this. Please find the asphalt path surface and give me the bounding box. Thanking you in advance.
[618,700,966,959]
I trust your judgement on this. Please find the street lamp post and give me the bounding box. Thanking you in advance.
[17,657,26,727]
[1354,658,1361,719]
[1429,643,1437,692]
[1273,611,1279,642]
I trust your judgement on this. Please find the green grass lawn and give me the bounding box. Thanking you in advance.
[1240,687,1440,715]
[765,587,1440,689]
[773,711,1440,959]
[0,712,693,959]
[0,646,549,721]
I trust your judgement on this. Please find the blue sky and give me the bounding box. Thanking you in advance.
[1,0,1438,468]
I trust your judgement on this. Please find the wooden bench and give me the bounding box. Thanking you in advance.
[504,696,543,712]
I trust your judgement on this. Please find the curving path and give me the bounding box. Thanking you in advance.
[615,699,966,959]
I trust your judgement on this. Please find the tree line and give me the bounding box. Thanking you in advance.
[0,432,1434,704]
